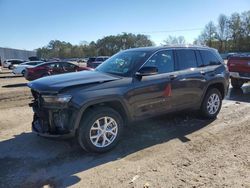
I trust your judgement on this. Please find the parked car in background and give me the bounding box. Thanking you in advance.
[25,61,91,81]
[12,61,44,75]
[86,57,96,67]
[3,59,25,69]
[28,45,229,153]
[227,55,250,88]
[87,56,109,68]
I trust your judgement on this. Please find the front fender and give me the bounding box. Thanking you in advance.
[72,96,132,132]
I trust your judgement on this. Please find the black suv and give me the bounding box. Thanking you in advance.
[28,46,229,153]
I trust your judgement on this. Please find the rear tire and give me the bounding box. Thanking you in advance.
[77,106,124,153]
[231,78,244,89]
[200,88,222,119]
[21,70,25,76]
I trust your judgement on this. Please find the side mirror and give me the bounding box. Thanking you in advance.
[135,66,158,77]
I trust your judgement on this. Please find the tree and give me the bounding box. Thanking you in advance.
[163,35,186,45]
[36,33,154,59]
[203,21,217,47]
[217,14,229,52]
[228,13,242,51]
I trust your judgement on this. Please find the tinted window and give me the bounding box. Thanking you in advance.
[200,50,220,66]
[26,62,36,65]
[62,62,76,68]
[48,63,60,68]
[87,58,96,63]
[195,50,203,67]
[11,60,23,64]
[96,58,104,61]
[176,49,197,70]
[96,51,149,76]
[143,50,174,74]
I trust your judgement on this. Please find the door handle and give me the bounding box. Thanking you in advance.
[169,74,178,80]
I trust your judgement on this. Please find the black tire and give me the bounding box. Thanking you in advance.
[21,70,25,76]
[77,106,124,153]
[231,78,244,89]
[200,88,222,119]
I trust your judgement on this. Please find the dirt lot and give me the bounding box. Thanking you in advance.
[0,69,250,188]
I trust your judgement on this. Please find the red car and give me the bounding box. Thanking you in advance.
[227,55,250,88]
[25,61,91,81]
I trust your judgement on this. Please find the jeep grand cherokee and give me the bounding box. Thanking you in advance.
[28,46,229,153]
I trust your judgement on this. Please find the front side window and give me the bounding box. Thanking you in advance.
[48,63,60,68]
[176,49,197,70]
[143,50,174,74]
[200,50,221,66]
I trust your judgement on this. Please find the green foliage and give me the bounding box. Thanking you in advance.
[195,10,250,52]
[36,33,154,59]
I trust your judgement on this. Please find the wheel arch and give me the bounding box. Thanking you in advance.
[202,81,226,102]
[73,97,131,132]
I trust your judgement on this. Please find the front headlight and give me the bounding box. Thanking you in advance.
[42,95,72,106]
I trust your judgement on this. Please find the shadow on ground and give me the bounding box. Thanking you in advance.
[0,112,213,188]
[1,85,249,187]
[226,84,250,103]
[0,75,23,79]
[2,83,27,88]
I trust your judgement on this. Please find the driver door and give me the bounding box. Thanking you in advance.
[130,50,177,119]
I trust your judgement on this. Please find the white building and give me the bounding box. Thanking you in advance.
[0,47,36,64]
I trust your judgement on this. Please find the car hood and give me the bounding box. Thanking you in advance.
[27,70,121,93]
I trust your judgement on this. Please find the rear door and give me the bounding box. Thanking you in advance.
[48,62,63,75]
[171,49,205,109]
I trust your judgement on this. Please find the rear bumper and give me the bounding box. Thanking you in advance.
[230,72,250,81]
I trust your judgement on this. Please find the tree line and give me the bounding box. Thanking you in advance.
[37,33,154,59]
[194,10,250,52]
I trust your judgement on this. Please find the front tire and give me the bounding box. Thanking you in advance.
[77,106,124,153]
[200,88,222,119]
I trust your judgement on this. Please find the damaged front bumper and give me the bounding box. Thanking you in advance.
[29,91,77,138]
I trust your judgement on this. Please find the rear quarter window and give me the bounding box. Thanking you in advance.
[199,50,221,66]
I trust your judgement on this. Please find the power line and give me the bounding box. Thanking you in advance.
[125,28,203,34]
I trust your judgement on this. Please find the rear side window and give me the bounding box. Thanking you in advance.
[62,62,76,68]
[96,58,104,61]
[176,49,197,70]
[200,50,221,66]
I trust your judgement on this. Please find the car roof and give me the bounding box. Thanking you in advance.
[35,61,72,67]
[124,45,216,53]
[6,59,24,61]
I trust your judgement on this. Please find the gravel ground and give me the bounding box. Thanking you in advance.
[0,69,250,188]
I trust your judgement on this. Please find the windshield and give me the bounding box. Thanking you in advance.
[96,50,149,76]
